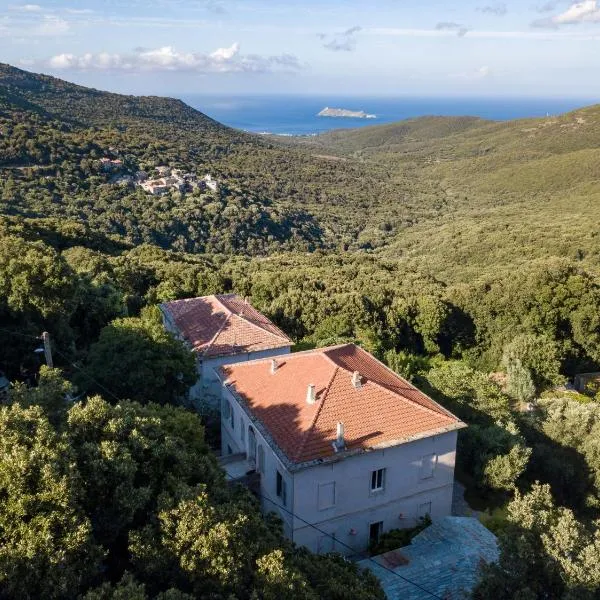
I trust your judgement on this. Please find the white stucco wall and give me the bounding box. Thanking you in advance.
[221,385,294,537]
[291,431,458,554]
[221,379,459,555]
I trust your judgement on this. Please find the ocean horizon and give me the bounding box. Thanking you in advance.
[179,94,595,136]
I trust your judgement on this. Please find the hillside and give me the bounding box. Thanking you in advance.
[2,63,600,279]
[0,64,412,252]
[287,105,600,281]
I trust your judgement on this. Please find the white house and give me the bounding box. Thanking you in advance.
[202,174,219,192]
[160,294,292,410]
[218,343,466,555]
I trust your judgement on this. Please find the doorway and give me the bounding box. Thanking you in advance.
[369,521,383,546]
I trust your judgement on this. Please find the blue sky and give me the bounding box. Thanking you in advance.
[1,0,599,97]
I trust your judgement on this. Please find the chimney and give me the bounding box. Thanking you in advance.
[352,371,362,389]
[333,422,346,452]
[270,359,278,374]
[306,384,316,405]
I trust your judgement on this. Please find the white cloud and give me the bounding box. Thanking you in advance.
[64,8,95,15]
[532,0,600,26]
[42,44,303,74]
[210,42,240,61]
[8,4,42,11]
[35,15,70,35]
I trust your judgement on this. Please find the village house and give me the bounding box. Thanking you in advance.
[99,157,123,172]
[160,294,292,409]
[218,343,466,555]
[141,179,170,195]
[202,174,219,192]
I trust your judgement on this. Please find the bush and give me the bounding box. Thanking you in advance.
[368,515,432,556]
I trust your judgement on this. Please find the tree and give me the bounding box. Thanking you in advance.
[502,334,564,391]
[505,358,536,404]
[0,403,102,599]
[80,306,197,405]
[474,483,600,600]
[10,365,73,426]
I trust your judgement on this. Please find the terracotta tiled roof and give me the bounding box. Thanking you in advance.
[221,344,466,467]
[160,295,292,358]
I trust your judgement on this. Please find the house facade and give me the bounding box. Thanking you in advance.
[160,294,292,410]
[219,344,466,555]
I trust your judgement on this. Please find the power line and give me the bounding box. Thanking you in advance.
[224,470,444,600]
[0,327,41,341]
[52,347,123,403]
[0,327,123,403]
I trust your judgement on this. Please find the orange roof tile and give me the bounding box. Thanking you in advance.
[160,295,292,358]
[221,344,466,468]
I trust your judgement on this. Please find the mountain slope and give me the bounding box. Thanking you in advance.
[0,64,416,252]
[285,104,600,280]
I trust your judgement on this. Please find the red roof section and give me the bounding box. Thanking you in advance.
[221,344,465,466]
[160,295,292,358]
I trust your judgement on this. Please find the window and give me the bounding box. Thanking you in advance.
[230,406,235,429]
[418,501,432,520]
[369,521,383,545]
[318,482,336,510]
[276,470,287,506]
[222,398,231,421]
[371,468,386,492]
[420,454,437,480]
[227,445,232,455]
[257,445,265,473]
[240,418,245,443]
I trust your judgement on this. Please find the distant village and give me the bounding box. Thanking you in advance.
[99,157,219,196]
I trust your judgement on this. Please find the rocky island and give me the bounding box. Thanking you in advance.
[317,107,377,119]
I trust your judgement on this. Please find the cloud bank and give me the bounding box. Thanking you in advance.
[41,44,303,73]
[532,0,600,27]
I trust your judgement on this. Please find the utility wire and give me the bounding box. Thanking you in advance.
[225,470,444,600]
[51,347,123,403]
[0,327,123,403]
[2,327,443,598]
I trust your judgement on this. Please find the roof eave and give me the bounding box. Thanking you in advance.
[202,340,293,359]
[288,421,467,472]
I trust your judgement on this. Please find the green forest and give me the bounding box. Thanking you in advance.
[2,63,600,599]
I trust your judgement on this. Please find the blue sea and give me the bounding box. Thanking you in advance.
[179,95,595,136]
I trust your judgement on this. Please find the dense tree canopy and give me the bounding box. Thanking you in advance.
[0,373,384,599]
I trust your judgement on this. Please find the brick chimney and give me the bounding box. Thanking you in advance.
[352,371,362,389]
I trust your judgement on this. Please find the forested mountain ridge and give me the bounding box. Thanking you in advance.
[3,65,600,599]
[0,62,226,134]
[0,63,409,252]
[288,102,600,279]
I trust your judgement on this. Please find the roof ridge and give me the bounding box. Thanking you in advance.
[325,344,456,421]
[213,294,234,316]
[204,312,232,352]
[358,346,457,420]
[294,365,339,462]
[233,311,291,343]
